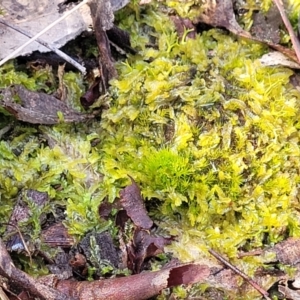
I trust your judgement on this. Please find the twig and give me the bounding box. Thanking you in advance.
[209,249,271,300]
[237,249,263,258]
[0,238,74,300]
[0,287,10,300]
[2,222,33,265]
[0,19,86,74]
[272,0,300,63]
[0,0,90,68]
[0,238,73,300]
[0,285,21,300]
[0,124,12,139]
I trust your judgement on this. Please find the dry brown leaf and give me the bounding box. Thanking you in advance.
[250,5,281,44]
[119,176,153,229]
[194,0,251,37]
[170,15,196,40]
[80,77,101,109]
[0,0,130,60]
[129,228,173,273]
[0,85,95,124]
[278,283,300,299]
[41,223,75,249]
[259,51,300,69]
[272,237,300,265]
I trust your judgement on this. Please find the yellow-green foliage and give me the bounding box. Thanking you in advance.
[97,5,300,295]
[1,0,300,296]
[0,62,57,91]
[0,66,106,237]
[287,0,300,28]
[99,3,300,260]
[0,122,109,236]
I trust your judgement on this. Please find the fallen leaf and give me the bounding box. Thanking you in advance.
[41,223,75,249]
[80,77,101,109]
[272,237,300,265]
[115,209,130,228]
[130,228,173,273]
[170,15,196,40]
[192,0,299,62]
[278,283,300,300]
[107,25,136,55]
[250,5,281,44]
[259,51,300,69]
[195,0,251,37]
[0,85,96,124]
[119,176,153,230]
[0,0,130,60]
[98,201,114,220]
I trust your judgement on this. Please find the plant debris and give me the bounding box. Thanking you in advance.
[120,176,153,230]
[0,238,72,300]
[52,262,209,300]
[89,0,118,90]
[0,183,211,299]
[0,85,96,124]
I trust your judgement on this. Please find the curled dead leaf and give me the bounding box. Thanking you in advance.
[129,228,173,273]
[80,77,101,109]
[119,176,153,230]
[41,223,75,249]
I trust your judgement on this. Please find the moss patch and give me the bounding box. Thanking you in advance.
[1,0,300,298]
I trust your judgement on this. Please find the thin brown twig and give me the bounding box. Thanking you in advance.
[209,249,271,300]
[0,287,10,300]
[237,249,263,258]
[272,0,300,63]
[1,285,22,300]
[2,222,33,265]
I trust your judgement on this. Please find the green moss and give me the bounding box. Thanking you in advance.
[0,122,105,237]
[1,0,300,297]
[97,3,300,296]
[0,62,37,90]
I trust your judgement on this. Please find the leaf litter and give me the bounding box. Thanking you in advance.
[0,181,211,300]
[0,84,96,124]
